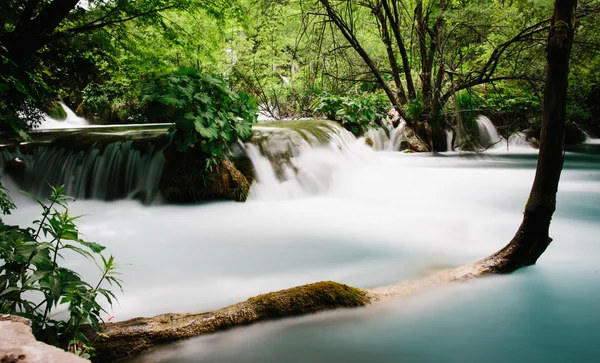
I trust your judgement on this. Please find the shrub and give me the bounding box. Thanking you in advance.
[142,68,258,170]
[0,184,121,358]
[314,92,389,136]
[405,95,424,121]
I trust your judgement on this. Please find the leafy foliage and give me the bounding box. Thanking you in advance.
[405,95,424,122]
[142,68,257,168]
[314,92,389,136]
[0,184,121,358]
[455,90,480,150]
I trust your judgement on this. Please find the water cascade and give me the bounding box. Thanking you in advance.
[508,132,530,147]
[247,121,372,199]
[445,129,454,151]
[39,102,90,129]
[1,119,598,363]
[0,136,167,203]
[364,119,412,152]
[476,115,503,148]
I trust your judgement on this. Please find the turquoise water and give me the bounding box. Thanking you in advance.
[4,145,600,363]
[132,150,600,363]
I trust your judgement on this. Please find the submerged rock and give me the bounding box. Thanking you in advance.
[0,315,88,363]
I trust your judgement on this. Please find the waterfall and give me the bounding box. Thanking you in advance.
[39,102,90,129]
[386,121,407,151]
[476,116,502,148]
[445,129,454,151]
[363,119,410,152]
[1,140,166,203]
[246,121,374,200]
[508,132,529,147]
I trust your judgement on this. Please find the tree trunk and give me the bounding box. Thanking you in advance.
[2,0,81,61]
[382,0,417,100]
[415,0,433,114]
[481,0,577,273]
[318,0,405,119]
[375,7,407,104]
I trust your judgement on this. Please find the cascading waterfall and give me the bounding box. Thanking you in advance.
[39,102,90,129]
[363,119,410,152]
[446,129,454,151]
[0,115,540,205]
[476,115,502,148]
[246,121,374,200]
[508,132,529,147]
[0,140,165,203]
[386,121,407,151]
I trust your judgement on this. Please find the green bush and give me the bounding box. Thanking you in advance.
[142,68,258,170]
[81,80,145,124]
[405,95,424,121]
[0,184,121,358]
[314,92,389,136]
[483,88,541,125]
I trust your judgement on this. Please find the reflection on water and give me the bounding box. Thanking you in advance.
[4,145,600,363]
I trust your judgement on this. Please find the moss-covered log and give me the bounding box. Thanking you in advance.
[90,281,369,362]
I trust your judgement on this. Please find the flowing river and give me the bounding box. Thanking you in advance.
[2,123,600,362]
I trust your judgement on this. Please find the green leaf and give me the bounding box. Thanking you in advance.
[76,240,105,254]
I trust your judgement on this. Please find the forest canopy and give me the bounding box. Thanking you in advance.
[1,0,599,149]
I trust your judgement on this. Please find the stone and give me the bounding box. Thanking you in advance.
[0,316,89,363]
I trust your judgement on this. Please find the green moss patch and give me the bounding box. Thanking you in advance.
[260,120,338,144]
[45,101,67,120]
[248,281,369,317]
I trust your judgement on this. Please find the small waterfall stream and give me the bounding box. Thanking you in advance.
[39,102,90,129]
[1,141,166,203]
[246,121,373,199]
[476,115,503,148]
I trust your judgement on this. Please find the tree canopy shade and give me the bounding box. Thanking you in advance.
[0,0,237,130]
[306,0,599,149]
[1,0,599,142]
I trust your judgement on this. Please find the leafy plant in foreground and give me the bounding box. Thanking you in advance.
[142,68,258,170]
[0,184,121,358]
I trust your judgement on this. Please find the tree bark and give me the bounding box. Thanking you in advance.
[2,0,81,60]
[318,0,406,119]
[382,0,417,100]
[481,0,577,273]
[415,0,433,114]
[374,5,408,104]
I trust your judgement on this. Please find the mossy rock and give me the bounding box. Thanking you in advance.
[44,101,67,120]
[159,146,251,203]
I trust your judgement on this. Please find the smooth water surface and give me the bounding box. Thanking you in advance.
[4,144,600,362]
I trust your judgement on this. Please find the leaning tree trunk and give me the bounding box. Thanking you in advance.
[481,0,577,273]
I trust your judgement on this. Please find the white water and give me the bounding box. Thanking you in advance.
[508,132,529,146]
[39,102,90,129]
[2,121,598,363]
[0,141,166,203]
[364,119,411,151]
[476,115,503,148]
